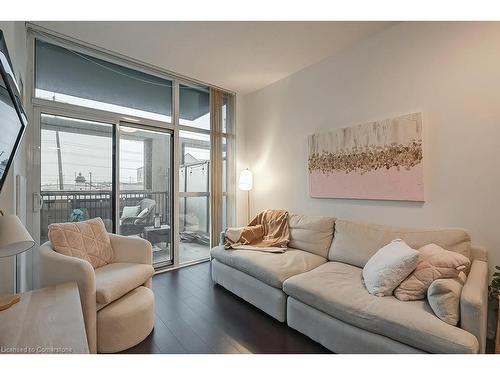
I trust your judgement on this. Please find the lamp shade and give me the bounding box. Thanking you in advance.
[0,214,35,258]
[238,169,253,191]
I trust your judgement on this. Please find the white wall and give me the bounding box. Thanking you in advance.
[241,22,500,273]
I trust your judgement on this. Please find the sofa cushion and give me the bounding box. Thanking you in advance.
[210,245,326,289]
[288,214,335,258]
[329,219,471,268]
[283,262,478,353]
[48,217,114,269]
[95,263,154,306]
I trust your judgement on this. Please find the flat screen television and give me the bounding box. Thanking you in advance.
[0,29,27,195]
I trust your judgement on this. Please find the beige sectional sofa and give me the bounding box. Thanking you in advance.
[210,214,489,354]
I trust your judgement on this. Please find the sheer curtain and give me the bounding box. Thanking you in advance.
[210,88,235,244]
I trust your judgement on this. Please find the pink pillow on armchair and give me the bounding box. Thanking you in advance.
[48,217,114,268]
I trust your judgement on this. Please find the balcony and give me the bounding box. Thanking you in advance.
[40,190,210,266]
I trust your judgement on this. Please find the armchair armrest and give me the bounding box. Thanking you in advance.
[109,233,152,265]
[38,242,97,353]
[471,244,488,262]
[120,216,145,225]
[120,216,137,224]
[461,259,489,353]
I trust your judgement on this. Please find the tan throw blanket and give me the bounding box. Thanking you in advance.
[224,209,290,253]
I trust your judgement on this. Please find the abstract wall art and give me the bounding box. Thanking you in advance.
[308,112,424,201]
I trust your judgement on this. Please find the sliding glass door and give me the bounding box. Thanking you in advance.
[119,124,173,267]
[37,113,174,268]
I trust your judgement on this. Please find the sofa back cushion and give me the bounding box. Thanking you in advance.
[48,217,114,269]
[288,213,335,258]
[328,219,471,267]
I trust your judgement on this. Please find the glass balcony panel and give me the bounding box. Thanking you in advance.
[179,196,210,263]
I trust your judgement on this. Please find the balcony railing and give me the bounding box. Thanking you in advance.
[40,189,170,243]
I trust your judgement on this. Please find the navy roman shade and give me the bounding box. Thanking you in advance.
[35,39,172,118]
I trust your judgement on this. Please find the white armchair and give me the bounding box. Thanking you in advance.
[38,233,155,353]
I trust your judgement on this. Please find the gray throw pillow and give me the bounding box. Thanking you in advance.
[427,273,466,326]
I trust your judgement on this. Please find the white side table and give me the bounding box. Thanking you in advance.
[0,282,89,354]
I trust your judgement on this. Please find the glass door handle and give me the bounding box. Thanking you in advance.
[33,192,43,212]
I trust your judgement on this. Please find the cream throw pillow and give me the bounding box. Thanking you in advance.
[394,243,470,301]
[427,272,467,326]
[48,217,114,269]
[362,239,419,297]
[121,205,140,219]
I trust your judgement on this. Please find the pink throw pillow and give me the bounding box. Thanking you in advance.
[48,217,114,269]
[394,243,470,301]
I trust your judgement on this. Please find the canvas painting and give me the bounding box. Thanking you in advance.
[308,112,424,201]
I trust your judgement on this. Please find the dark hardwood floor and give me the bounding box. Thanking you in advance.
[121,261,331,354]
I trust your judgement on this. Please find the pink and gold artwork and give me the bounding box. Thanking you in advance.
[308,113,424,201]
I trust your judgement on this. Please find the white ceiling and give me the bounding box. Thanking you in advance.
[34,21,395,94]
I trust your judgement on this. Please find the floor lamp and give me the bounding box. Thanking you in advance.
[0,213,35,311]
[238,169,253,224]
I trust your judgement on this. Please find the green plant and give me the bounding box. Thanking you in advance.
[490,266,500,298]
[70,208,85,222]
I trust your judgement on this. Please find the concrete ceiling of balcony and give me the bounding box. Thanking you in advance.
[33,21,396,94]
